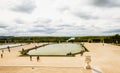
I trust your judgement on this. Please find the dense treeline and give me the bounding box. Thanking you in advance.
[0,34,120,44]
[0,36,70,43]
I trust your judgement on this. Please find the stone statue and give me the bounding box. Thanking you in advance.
[85,56,91,69]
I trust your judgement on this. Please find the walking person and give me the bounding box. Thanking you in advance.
[2,49,4,53]
[22,48,24,52]
[1,53,3,58]
[7,46,10,52]
[35,45,37,50]
[37,56,40,62]
[103,43,104,46]
[30,56,32,61]
[80,50,84,56]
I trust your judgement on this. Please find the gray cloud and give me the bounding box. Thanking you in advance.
[34,24,46,27]
[34,19,52,24]
[104,29,120,33]
[30,27,62,34]
[57,24,86,30]
[0,23,8,28]
[33,18,52,28]
[73,12,98,20]
[33,23,49,28]
[10,0,36,13]
[15,18,25,24]
[0,25,7,28]
[58,6,70,12]
[30,29,54,34]
[93,0,120,7]
[57,24,73,28]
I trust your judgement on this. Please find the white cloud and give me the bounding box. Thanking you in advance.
[10,0,36,13]
[0,0,120,36]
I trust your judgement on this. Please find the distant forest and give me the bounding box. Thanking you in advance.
[0,34,120,44]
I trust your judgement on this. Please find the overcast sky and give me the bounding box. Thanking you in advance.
[0,0,120,36]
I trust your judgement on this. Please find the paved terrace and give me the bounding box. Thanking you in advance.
[0,43,119,73]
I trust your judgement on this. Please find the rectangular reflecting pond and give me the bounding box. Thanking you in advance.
[28,43,85,56]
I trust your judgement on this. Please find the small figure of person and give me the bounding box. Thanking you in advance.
[35,45,37,50]
[1,53,3,58]
[22,48,24,52]
[103,43,104,46]
[66,52,72,56]
[7,46,10,52]
[80,50,84,56]
[30,56,32,61]
[37,56,40,62]
[2,49,4,53]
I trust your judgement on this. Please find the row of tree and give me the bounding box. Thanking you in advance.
[0,34,119,44]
